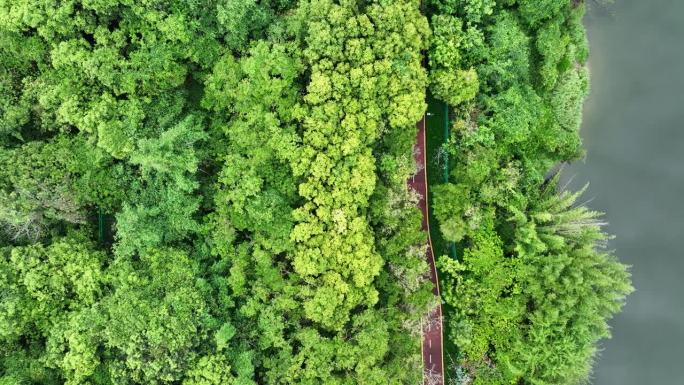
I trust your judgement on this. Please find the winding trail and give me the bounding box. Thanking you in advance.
[410,117,445,385]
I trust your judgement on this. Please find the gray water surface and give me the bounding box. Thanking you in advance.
[567,1,684,384]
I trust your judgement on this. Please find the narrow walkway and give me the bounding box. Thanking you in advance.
[410,117,445,385]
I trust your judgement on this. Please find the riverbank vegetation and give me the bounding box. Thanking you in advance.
[0,1,630,384]
[426,1,632,384]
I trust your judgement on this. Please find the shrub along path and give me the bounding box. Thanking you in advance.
[410,116,444,385]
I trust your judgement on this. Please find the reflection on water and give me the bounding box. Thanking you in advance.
[564,0,684,383]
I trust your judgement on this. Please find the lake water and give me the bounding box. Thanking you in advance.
[565,0,684,383]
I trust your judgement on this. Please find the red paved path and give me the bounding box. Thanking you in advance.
[409,117,445,385]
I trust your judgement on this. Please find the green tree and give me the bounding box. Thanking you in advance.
[0,135,129,243]
[0,234,106,384]
[113,176,201,258]
[103,248,211,384]
[517,0,569,27]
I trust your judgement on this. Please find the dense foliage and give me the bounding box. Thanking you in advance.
[1,1,630,384]
[425,1,632,384]
[1,0,436,383]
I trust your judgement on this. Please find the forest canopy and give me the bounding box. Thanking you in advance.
[0,1,631,385]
